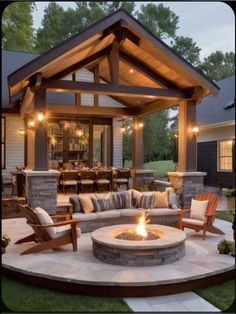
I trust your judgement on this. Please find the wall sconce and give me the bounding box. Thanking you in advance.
[18,128,25,136]
[36,112,45,123]
[28,119,35,128]
[138,122,144,128]
[174,133,178,139]
[191,125,199,136]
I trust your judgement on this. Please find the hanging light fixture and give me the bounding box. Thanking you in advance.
[28,119,35,128]
[36,112,45,123]
[191,125,199,136]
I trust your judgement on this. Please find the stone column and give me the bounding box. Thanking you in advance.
[167,172,206,209]
[23,170,60,214]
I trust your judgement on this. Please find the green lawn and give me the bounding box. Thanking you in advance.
[124,160,176,177]
[2,275,132,312]
[216,209,235,223]
[195,280,235,311]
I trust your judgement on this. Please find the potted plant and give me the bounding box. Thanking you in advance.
[217,239,235,255]
[1,234,11,254]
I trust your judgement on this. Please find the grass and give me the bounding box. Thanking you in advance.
[2,275,132,312]
[216,209,235,223]
[195,280,235,311]
[124,160,176,177]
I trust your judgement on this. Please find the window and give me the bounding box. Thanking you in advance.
[218,140,233,171]
[2,117,6,169]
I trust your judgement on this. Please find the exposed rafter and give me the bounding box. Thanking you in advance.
[119,50,178,89]
[41,79,188,100]
[107,40,119,85]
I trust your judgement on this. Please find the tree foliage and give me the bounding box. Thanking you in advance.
[171,35,201,66]
[2,2,35,51]
[137,3,179,40]
[198,51,235,81]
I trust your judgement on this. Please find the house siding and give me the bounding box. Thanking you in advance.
[197,124,235,143]
[2,114,25,176]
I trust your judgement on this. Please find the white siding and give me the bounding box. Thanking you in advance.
[197,124,235,143]
[2,115,25,176]
[113,118,123,168]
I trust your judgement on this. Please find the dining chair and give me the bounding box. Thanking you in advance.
[113,169,131,190]
[60,171,79,194]
[95,170,112,192]
[79,170,96,193]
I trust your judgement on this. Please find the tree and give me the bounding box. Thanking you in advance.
[171,35,201,67]
[98,2,136,15]
[137,3,179,40]
[2,2,35,51]
[199,51,235,81]
[35,2,70,53]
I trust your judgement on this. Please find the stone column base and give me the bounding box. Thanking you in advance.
[167,172,206,209]
[23,170,60,214]
[132,169,154,191]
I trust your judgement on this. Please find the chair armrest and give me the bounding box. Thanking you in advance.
[50,213,71,219]
[178,208,190,217]
[29,219,80,228]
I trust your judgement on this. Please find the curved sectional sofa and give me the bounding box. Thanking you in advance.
[69,188,179,233]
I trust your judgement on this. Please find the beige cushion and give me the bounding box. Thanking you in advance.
[79,196,94,214]
[182,218,205,226]
[34,207,56,238]
[153,191,169,208]
[190,199,209,221]
[116,178,128,183]
[80,179,94,185]
[149,208,177,216]
[97,210,121,219]
[72,212,98,221]
[60,180,77,185]
[97,179,110,184]
[54,226,81,239]
[119,208,144,217]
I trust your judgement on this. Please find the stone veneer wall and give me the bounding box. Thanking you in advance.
[23,170,60,214]
[167,172,206,209]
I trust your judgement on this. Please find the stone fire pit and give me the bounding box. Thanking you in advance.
[91,224,186,266]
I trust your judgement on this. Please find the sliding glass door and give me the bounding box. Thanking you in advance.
[93,124,112,167]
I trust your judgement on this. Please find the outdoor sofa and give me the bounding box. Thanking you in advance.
[69,188,179,233]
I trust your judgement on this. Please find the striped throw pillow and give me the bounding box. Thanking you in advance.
[138,194,154,209]
[92,198,112,212]
[112,191,131,209]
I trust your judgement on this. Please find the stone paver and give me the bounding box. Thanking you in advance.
[125,292,220,312]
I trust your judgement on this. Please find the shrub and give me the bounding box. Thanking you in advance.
[217,239,235,254]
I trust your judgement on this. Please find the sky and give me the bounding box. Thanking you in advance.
[32,1,235,60]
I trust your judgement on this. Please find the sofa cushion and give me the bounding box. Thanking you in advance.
[112,191,131,209]
[153,191,169,208]
[138,194,154,209]
[97,210,121,219]
[69,195,82,213]
[190,199,209,221]
[72,212,98,221]
[34,207,56,238]
[149,208,178,216]
[119,208,144,217]
[79,196,95,214]
[129,189,142,208]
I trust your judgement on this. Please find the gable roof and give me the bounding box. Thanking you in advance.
[197,75,235,126]
[7,9,219,111]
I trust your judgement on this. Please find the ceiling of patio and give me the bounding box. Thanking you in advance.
[8,10,219,111]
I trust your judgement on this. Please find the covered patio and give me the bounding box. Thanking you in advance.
[7,9,219,211]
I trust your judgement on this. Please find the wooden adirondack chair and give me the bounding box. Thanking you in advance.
[15,205,80,255]
[178,192,225,240]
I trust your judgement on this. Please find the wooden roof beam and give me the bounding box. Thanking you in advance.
[50,45,112,80]
[41,78,188,99]
[119,50,178,89]
[107,40,119,85]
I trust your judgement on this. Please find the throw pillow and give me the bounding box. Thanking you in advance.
[130,189,142,208]
[112,191,132,209]
[92,198,112,212]
[34,207,56,238]
[69,195,82,213]
[190,199,209,221]
[168,191,180,209]
[79,196,94,214]
[138,194,154,209]
[153,191,169,208]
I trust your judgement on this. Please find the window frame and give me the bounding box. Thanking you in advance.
[2,117,6,169]
[217,139,234,172]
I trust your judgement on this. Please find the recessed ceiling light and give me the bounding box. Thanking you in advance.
[129,69,134,74]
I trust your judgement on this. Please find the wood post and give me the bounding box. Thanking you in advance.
[132,116,143,169]
[178,100,197,172]
[33,88,48,171]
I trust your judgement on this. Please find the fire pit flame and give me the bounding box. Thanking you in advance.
[136,211,150,238]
